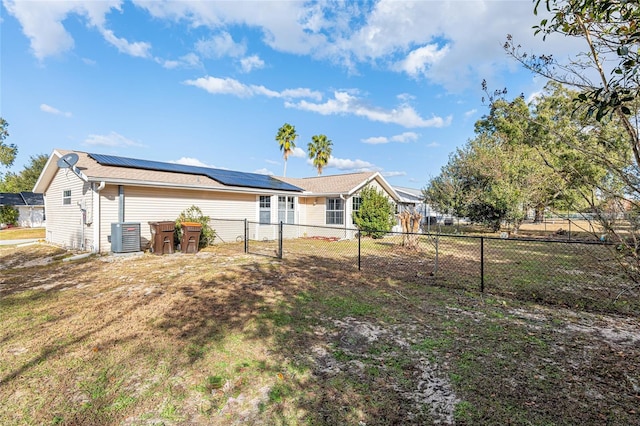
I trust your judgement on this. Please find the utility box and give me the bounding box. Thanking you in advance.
[180,222,202,253]
[149,221,175,255]
[111,222,141,253]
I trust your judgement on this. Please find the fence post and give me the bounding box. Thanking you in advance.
[480,236,485,293]
[244,219,248,253]
[434,236,439,274]
[358,231,361,271]
[278,221,283,259]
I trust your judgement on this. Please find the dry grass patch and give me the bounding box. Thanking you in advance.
[1,242,639,425]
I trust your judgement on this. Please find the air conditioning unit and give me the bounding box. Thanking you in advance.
[111,222,141,253]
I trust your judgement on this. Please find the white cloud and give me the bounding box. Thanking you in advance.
[382,171,407,177]
[84,131,144,148]
[171,157,209,167]
[196,32,246,58]
[395,44,449,77]
[161,53,201,69]
[362,132,418,144]
[100,28,151,58]
[290,147,306,158]
[464,109,478,119]
[254,168,274,175]
[327,156,379,172]
[4,0,152,60]
[265,159,280,165]
[426,142,440,148]
[40,103,72,118]
[183,75,323,101]
[287,91,450,128]
[240,55,265,73]
[391,132,419,143]
[362,136,389,145]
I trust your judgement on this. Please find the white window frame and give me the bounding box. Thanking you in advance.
[326,197,344,225]
[259,195,271,224]
[351,196,362,224]
[278,195,295,224]
[63,189,71,206]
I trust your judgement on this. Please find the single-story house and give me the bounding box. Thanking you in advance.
[33,149,400,253]
[0,192,45,228]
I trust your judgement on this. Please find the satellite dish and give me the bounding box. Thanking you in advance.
[57,153,79,169]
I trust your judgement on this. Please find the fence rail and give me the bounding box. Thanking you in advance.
[207,218,638,314]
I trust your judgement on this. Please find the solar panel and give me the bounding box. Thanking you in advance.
[88,153,302,192]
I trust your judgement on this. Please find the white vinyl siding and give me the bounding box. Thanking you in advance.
[45,169,93,250]
[98,185,257,252]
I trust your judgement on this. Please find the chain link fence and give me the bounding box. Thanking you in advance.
[207,218,638,314]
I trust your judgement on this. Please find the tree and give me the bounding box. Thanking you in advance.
[352,185,396,238]
[275,123,298,177]
[0,153,48,192]
[505,0,640,178]
[307,134,333,175]
[0,118,18,178]
[505,1,640,282]
[0,205,19,226]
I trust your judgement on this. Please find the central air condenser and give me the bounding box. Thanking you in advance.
[111,222,141,253]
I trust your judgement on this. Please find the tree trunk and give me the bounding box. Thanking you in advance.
[534,206,545,223]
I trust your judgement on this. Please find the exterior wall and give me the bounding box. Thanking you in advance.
[45,169,94,250]
[17,206,45,227]
[98,185,258,252]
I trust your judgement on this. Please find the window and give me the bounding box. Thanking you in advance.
[352,196,362,224]
[259,196,271,224]
[278,196,295,224]
[63,190,71,205]
[326,197,344,225]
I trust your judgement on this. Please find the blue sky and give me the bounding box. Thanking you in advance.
[1,0,580,188]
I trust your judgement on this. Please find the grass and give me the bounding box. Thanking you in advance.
[0,241,639,425]
[0,227,45,240]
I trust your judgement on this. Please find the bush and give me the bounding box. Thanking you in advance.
[174,205,215,249]
[0,205,19,226]
[352,186,395,238]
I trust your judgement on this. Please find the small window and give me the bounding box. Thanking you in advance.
[326,197,344,225]
[352,196,362,224]
[259,195,271,224]
[63,190,71,205]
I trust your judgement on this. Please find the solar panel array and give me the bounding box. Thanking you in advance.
[88,153,303,192]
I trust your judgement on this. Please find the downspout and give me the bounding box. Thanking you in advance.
[92,182,105,253]
[340,193,347,239]
[118,185,124,223]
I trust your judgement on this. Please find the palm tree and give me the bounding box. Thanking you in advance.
[275,123,298,177]
[307,134,333,175]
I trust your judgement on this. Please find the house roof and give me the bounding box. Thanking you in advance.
[0,192,44,206]
[34,150,302,194]
[279,172,400,201]
[34,150,399,200]
[394,186,425,203]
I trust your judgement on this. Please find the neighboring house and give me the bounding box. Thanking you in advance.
[34,150,400,253]
[0,192,45,227]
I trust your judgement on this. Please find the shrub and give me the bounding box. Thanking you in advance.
[0,205,19,226]
[352,185,395,238]
[174,205,215,249]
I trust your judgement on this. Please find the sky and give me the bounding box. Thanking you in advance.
[1,0,583,189]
